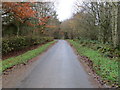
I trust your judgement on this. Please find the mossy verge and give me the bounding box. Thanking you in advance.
[68,40,119,87]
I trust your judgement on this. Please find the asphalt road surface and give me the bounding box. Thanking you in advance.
[16,40,98,88]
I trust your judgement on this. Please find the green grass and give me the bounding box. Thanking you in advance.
[1,41,56,72]
[68,40,118,86]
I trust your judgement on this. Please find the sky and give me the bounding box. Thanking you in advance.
[54,0,77,21]
[54,0,119,21]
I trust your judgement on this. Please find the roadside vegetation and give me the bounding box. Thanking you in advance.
[68,39,119,87]
[2,36,53,55]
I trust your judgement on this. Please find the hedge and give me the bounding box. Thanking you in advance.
[2,36,53,55]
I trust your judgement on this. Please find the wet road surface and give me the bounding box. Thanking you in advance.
[16,40,98,88]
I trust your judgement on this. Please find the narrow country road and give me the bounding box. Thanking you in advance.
[13,40,98,88]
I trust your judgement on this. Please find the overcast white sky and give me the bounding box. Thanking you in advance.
[54,0,78,21]
[53,0,119,21]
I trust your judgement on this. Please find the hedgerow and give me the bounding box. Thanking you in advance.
[2,36,53,55]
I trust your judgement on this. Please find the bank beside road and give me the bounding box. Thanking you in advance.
[68,40,119,88]
[1,40,56,72]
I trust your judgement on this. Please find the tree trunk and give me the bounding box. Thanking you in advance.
[111,2,119,48]
[17,25,20,37]
[117,2,120,49]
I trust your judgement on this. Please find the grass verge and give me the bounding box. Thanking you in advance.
[1,41,56,72]
[68,40,118,87]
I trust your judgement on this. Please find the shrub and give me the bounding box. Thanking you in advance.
[2,36,53,55]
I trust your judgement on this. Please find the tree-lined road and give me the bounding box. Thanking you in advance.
[2,1,119,88]
[13,40,98,88]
